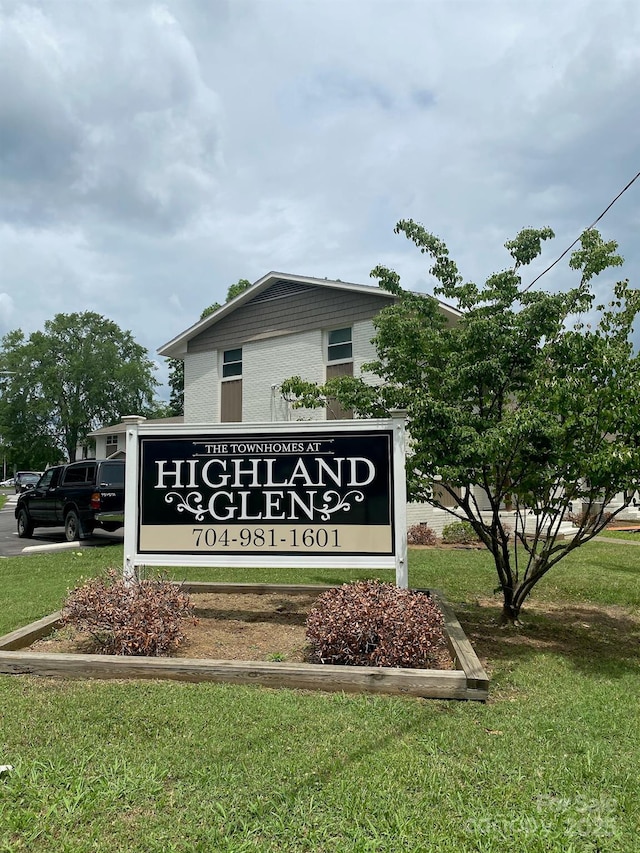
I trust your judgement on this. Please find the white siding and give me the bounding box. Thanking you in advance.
[184,351,218,423]
[93,433,125,458]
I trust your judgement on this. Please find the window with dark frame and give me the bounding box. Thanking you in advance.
[326,327,354,419]
[100,462,125,487]
[62,463,96,485]
[222,347,243,378]
[327,327,352,362]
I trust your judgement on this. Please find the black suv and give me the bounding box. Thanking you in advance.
[15,459,125,542]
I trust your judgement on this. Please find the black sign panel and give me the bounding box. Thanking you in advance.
[137,430,394,556]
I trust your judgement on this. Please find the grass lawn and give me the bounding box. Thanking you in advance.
[0,543,638,852]
[598,529,640,542]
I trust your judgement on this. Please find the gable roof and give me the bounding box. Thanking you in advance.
[158,271,460,359]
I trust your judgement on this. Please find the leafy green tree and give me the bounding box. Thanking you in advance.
[166,358,185,417]
[167,279,252,415]
[225,278,252,302]
[0,312,158,465]
[198,301,222,321]
[282,222,640,622]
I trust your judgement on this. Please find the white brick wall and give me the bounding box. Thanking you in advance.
[184,351,218,423]
[352,318,379,383]
[183,318,385,425]
[243,330,326,422]
[405,501,457,536]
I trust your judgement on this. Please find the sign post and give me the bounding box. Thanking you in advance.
[124,416,407,586]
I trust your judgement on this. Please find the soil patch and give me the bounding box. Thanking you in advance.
[180,592,318,662]
[29,591,456,670]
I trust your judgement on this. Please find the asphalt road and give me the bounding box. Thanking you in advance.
[0,492,124,557]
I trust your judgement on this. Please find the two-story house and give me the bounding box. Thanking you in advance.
[157,271,462,531]
[158,271,461,421]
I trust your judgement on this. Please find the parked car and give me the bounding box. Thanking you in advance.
[15,459,125,542]
[14,471,42,493]
[0,477,15,488]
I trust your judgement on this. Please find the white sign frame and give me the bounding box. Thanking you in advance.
[123,416,408,586]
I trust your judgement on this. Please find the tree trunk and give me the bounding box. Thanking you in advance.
[499,600,522,626]
[487,537,522,625]
[66,429,78,463]
[498,575,521,625]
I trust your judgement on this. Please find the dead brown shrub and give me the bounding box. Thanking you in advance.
[305,580,447,669]
[407,523,438,545]
[62,570,195,656]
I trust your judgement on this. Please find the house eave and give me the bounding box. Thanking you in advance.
[88,416,184,438]
[157,271,461,359]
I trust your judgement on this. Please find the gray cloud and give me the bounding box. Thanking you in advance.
[0,2,222,232]
[1,0,639,395]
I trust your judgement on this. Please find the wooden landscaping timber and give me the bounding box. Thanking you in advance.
[0,651,479,699]
[0,612,62,651]
[431,592,489,691]
[0,586,489,701]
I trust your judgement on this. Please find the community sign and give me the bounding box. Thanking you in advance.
[123,418,408,584]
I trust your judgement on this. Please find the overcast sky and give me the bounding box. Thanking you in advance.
[2,0,639,399]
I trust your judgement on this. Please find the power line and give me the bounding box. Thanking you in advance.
[522,169,640,292]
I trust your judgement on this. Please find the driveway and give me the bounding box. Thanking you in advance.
[0,493,124,557]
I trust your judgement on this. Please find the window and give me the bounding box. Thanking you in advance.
[327,328,352,362]
[99,462,125,487]
[222,347,243,378]
[39,467,63,490]
[326,329,354,420]
[221,347,243,422]
[38,470,54,489]
[62,463,96,485]
[105,434,119,455]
